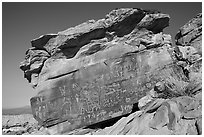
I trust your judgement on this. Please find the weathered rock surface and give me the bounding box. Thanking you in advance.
[2,114,39,135]
[175,13,202,96]
[20,8,202,135]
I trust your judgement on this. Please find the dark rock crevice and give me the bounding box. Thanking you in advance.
[56,28,107,59]
[143,16,169,33]
[195,118,202,135]
[47,69,79,80]
[85,102,140,130]
[31,34,58,49]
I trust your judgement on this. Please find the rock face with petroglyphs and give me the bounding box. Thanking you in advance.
[20,8,202,135]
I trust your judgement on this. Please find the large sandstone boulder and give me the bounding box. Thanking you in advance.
[20,8,201,134]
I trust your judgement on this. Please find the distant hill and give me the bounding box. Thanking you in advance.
[2,105,32,115]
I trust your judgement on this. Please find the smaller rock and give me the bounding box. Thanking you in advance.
[154,81,165,93]
[138,88,158,109]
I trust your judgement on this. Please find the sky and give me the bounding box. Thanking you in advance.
[2,2,202,108]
